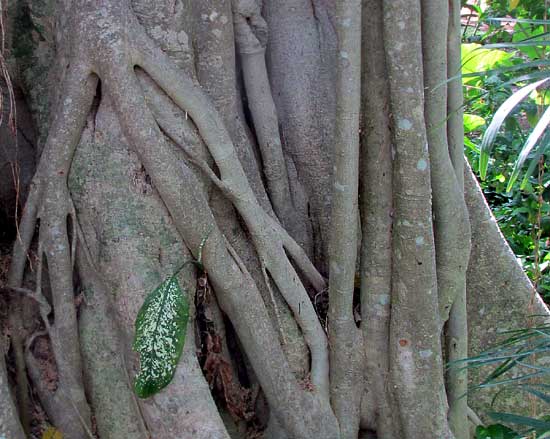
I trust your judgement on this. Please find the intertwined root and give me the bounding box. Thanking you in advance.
[8,60,97,436]
[7,1,340,437]
[8,178,85,436]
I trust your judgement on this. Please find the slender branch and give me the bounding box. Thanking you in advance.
[421,0,471,324]
[447,292,469,438]
[467,406,483,427]
[260,261,286,346]
[447,0,466,188]
[6,183,39,435]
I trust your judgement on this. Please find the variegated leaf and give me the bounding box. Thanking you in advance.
[133,275,189,398]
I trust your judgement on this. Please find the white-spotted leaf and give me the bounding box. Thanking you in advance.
[133,275,189,398]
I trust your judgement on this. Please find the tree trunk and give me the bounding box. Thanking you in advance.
[465,161,550,419]
[0,0,547,438]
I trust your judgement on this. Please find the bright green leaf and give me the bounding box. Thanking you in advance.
[133,275,189,398]
[483,41,550,49]
[475,423,518,439]
[465,114,487,133]
[530,89,550,106]
[512,25,546,60]
[465,136,481,153]
[509,0,520,10]
[462,44,514,83]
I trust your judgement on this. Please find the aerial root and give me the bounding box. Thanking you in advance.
[12,179,92,437]
[467,406,482,427]
[135,57,324,291]
[93,30,339,435]
[129,49,330,393]
[9,6,338,434]
[6,64,97,437]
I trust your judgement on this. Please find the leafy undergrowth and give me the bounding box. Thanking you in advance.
[458,323,550,438]
[462,0,550,302]
[461,1,550,437]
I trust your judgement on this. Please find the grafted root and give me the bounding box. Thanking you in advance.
[445,2,471,436]
[135,32,324,284]
[25,333,94,439]
[15,177,93,439]
[8,64,97,437]
[383,1,454,437]
[131,36,330,396]
[360,1,400,437]
[85,29,338,433]
[135,70,308,381]
[149,82,330,392]
[421,0,471,324]
[135,52,325,291]
[328,2,363,437]
[231,0,308,246]
[422,1,471,436]
[8,1,339,436]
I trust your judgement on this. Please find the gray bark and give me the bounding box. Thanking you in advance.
[465,163,550,418]
[383,1,453,437]
[1,1,549,438]
[445,2,470,437]
[421,2,470,437]
[262,0,336,271]
[360,0,399,437]
[0,345,25,439]
[328,1,362,437]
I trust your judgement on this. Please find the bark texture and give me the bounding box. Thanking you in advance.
[360,1,399,437]
[328,1,363,437]
[0,1,547,438]
[465,163,550,418]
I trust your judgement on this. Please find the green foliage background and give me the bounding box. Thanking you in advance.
[462,1,550,437]
[463,0,550,301]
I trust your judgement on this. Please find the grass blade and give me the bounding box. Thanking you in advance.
[479,78,550,179]
[507,105,550,192]
[488,412,550,431]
